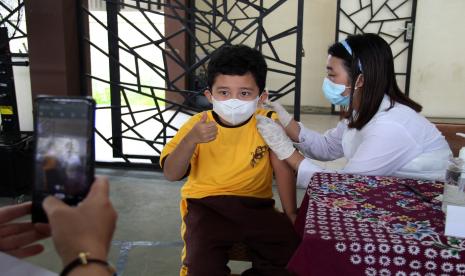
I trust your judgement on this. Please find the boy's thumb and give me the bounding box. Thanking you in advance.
[200,112,208,123]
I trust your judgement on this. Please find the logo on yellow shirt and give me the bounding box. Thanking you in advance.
[250,145,268,167]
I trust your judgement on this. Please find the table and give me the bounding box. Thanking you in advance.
[288,173,465,276]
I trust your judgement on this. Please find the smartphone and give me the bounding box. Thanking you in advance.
[32,96,95,223]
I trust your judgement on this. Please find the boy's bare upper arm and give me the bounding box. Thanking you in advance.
[270,151,295,180]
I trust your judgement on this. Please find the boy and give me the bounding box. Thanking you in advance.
[161,45,299,276]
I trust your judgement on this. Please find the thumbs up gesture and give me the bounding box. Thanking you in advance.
[186,112,218,144]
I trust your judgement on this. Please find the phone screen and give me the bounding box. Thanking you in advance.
[32,97,95,222]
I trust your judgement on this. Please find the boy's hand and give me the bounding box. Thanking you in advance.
[186,112,218,145]
[287,213,297,225]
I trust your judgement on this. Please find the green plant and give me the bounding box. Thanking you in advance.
[92,87,166,107]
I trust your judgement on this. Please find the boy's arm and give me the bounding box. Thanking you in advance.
[163,136,198,181]
[270,151,297,224]
[163,112,217,181]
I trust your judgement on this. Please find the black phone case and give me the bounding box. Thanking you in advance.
[31,96,95,223]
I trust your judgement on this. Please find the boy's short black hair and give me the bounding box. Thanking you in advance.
[207,45,267,93]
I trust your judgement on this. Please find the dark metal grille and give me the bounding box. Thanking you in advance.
[0,0,28,56]
[81,0,304,167]
[0,0,28,135]
[335,0,417,96]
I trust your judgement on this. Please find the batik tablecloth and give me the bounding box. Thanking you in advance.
[289,173,465,276]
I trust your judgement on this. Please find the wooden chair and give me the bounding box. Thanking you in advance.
[434,122,465,157]
[228,242,252,276]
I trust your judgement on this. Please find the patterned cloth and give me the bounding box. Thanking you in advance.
[289,173,465,276]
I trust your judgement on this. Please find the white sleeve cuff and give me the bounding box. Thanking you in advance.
[293,137,306,153]
[296,158,322,189]
[297,122,306,143]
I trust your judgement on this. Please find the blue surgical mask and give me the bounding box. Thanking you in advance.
[322,77,350,106]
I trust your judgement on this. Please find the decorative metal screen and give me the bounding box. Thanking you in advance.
[336,0,417,96]
[189,1,304,103]
[81,0,304,167]
[0,0,28,55]
[0,0,28,134]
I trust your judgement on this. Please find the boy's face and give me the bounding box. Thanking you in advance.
[204,72,268,104]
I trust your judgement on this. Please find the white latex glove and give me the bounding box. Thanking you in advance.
[264,100,293,127]
[256,115,295,160]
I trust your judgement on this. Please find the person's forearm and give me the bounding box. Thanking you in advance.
[163,137,197,181]
[284,120,301,142]
[285,150,305,171]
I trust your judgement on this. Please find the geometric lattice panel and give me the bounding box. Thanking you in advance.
[336,0,417,95]
[0,0,28,55]
[82,0,303,166]
[192,1,304,102]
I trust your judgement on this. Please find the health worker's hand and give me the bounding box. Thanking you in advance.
[256,115,295,160]
[264,100,292,128]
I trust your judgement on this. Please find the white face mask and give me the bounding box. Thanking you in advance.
[212,97,259,125]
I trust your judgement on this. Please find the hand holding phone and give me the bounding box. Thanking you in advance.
[42,177,116,266]
[32,96,95,223]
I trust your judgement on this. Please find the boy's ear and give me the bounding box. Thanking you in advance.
[259,90,268,104]
[204,89,212,103]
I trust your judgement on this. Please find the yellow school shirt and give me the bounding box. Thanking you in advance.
[160,109,277,199]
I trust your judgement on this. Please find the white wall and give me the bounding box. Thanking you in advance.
[298,0,337,108]
[289,0,465,119]
[409,0,465,118]
[12,57,33,131]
